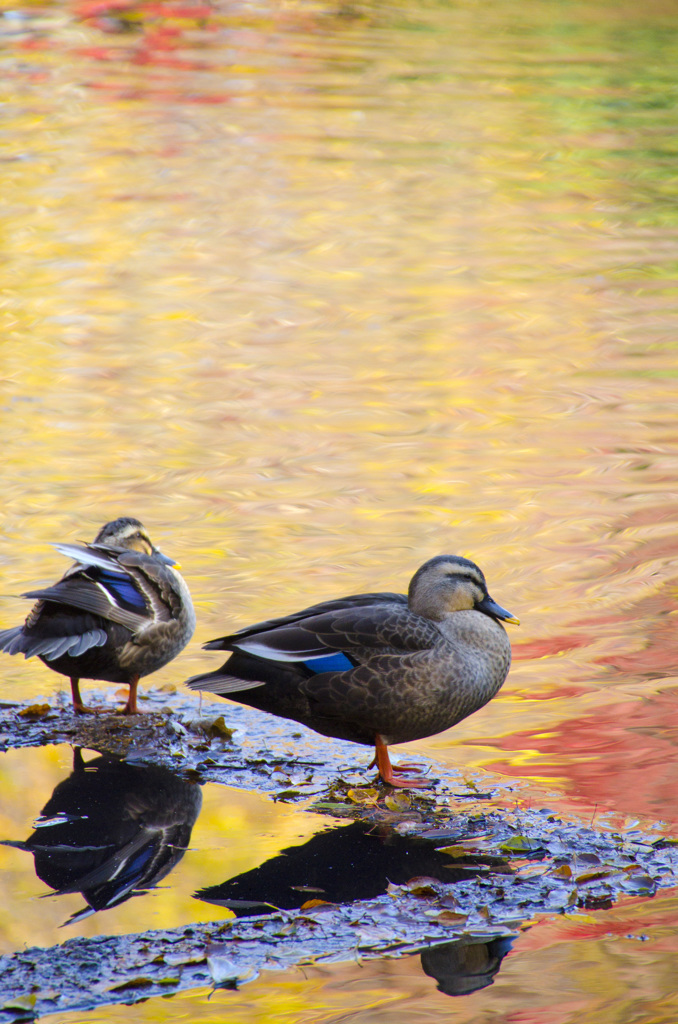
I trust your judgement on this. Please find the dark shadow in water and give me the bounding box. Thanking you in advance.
[2,749,202,925]
[420,936,514,996]
[196,820,514,995]
[196,820,509,912]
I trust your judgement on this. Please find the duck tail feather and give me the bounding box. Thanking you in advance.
[186,671,265,695]
[0,626,26,656]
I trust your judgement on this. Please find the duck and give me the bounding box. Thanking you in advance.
[186,554,518,788]
[0,517,195,714]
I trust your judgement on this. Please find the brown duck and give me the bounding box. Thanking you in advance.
[0,517,195,714]
[187,555,518,787]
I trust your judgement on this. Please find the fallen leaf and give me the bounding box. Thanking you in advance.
[2,995,37,1011]
[500,836,542,854]
[406,876,440,896]
[575,870,613,884]
[18,704,51,720]
[206,716,234,740]
[437,845,468,858]
[207,956,258,987]
[436,910,468,925]
[108,977,153,992]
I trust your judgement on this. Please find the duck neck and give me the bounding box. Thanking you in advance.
[437,609,508,647]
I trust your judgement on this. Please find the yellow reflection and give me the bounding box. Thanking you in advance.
[48,890,678,1024]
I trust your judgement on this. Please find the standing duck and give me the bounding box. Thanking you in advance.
[187,555,518,788]
[0,517,195,714]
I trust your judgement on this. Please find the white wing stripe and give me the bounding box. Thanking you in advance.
[93,579,121,608]
[54,544,119,572]
[235,639,313,662]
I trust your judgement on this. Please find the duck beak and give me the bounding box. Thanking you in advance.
[476,595,520,625]
[154,547,178,568]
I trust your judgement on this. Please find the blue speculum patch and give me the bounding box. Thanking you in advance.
[302,652,354,673]
[96,570,147,611]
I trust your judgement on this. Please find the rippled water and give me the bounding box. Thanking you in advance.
[2,0,678,1018]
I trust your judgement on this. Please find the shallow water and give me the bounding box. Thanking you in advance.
[2,0,678,1017]
[47,891,678,1024]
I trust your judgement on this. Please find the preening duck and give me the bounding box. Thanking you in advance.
[0,517,195,714]
[187,554,518,788]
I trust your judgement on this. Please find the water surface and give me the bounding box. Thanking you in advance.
[2,0,678,1017]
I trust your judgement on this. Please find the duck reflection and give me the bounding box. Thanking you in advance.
[196,820,508,912]
[421,936,513,996]
[4,750,202,924]
[195,820,513,995]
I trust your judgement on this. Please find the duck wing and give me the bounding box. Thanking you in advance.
[116,551,185,624]
[187,595,429,695]
[27,544,183,633]
[23,575,148,634]
[219,599,441,665]
[204,591,408,652]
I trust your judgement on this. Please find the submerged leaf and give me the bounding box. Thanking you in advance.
[384,792,412,812]
[309,801,353,814]
[346,788,380,805]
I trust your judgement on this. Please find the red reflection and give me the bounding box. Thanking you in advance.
[494,518,678,821]
[512,634,593,661]
[489,687,678,820]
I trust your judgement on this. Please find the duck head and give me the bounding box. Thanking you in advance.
[408,555,519,625]
[93,517,177,566]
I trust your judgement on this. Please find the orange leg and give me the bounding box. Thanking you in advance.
[70,677,100,715]
[372,735,429,789]
[121,675,141,715]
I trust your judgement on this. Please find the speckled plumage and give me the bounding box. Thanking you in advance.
[0,517,195,714]
[187,554,518,787]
